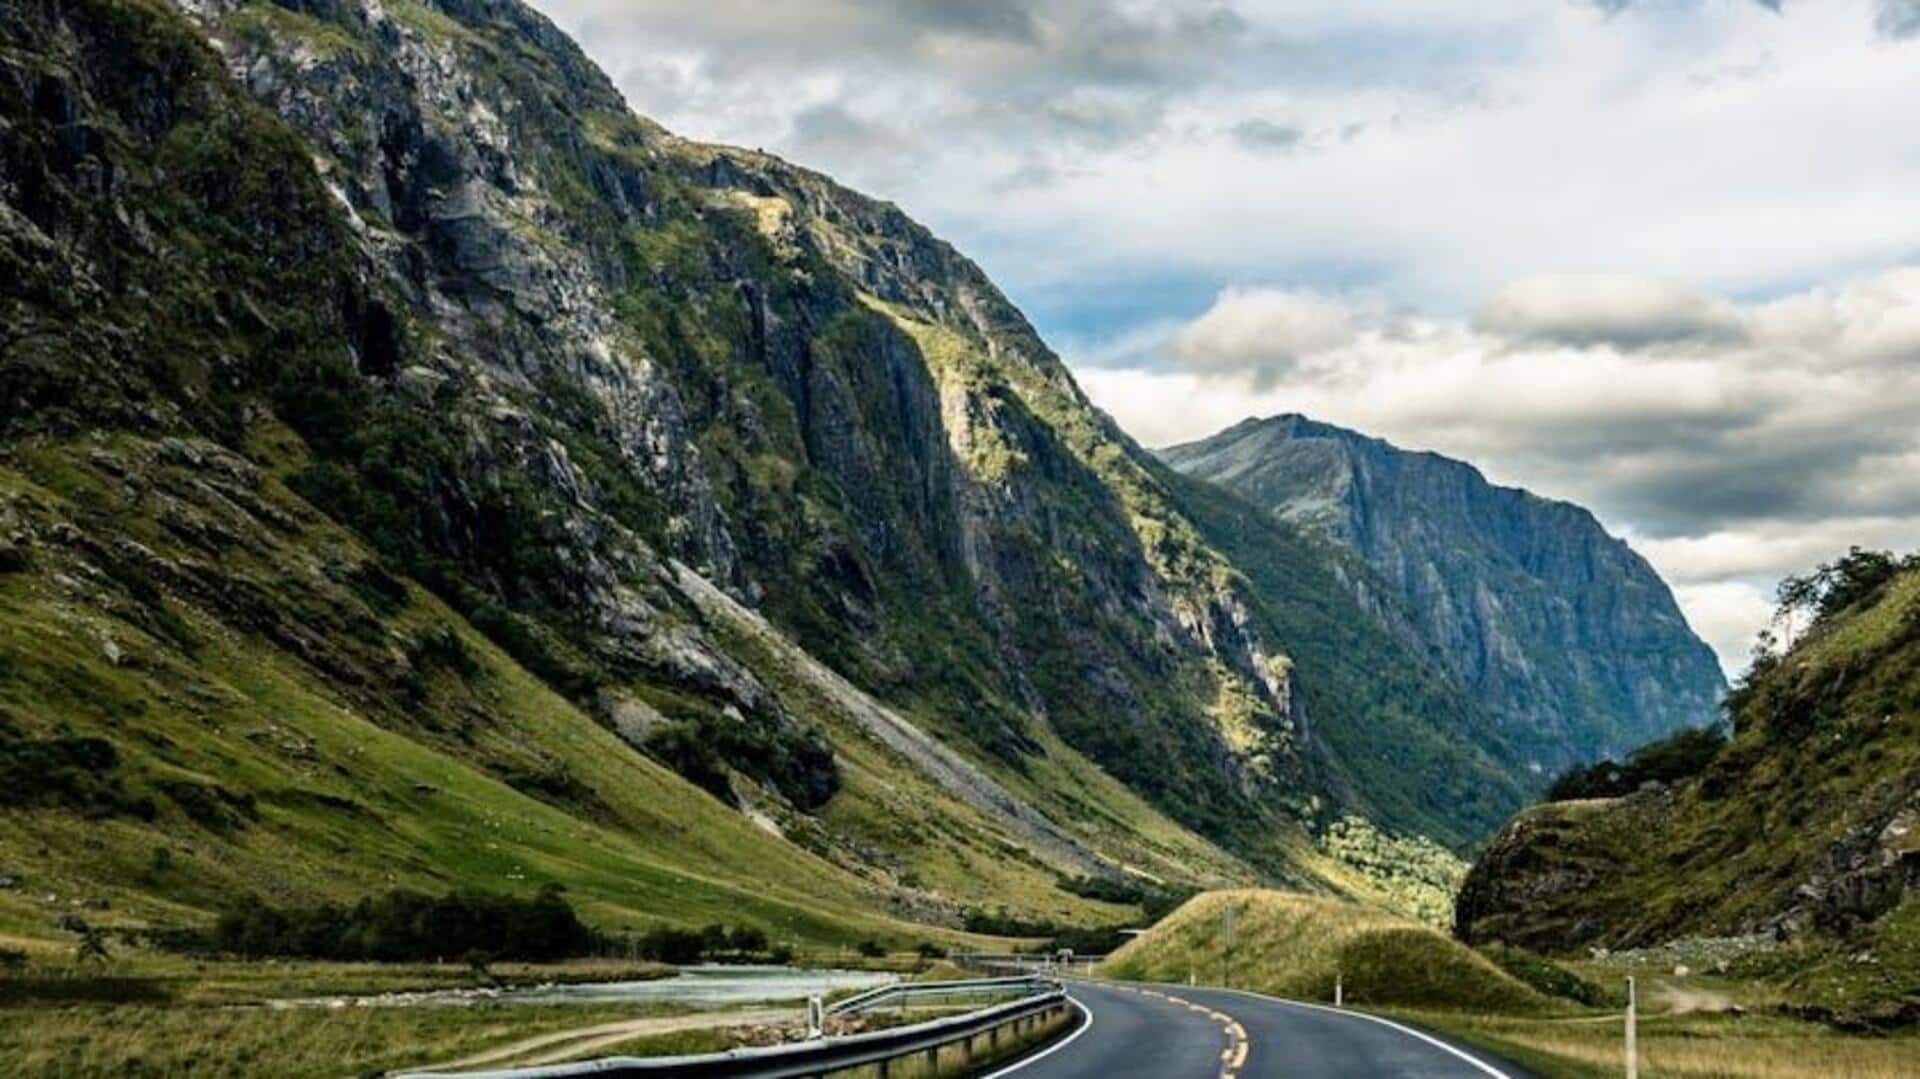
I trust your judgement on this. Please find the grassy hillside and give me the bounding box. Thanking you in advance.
[1457,553,1920,1027]
[0,434,981,949]
[1098,890,1546,1013]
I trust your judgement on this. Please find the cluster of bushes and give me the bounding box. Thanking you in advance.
[0,727,154,820]
[171,885,801,968]
[1477,943,1609,1006]
[611,923,789,965]
[1774,547,1918,629]
[209,886,595,962]
[1055,875,1197,921]
[961,908,1061,938]
[1546,725,1728,801]
[959,909,1131,956]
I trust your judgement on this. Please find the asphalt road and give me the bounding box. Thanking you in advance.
[987,980,1539,1079]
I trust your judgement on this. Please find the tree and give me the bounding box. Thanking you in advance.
[727,926,768,954]
[464,948,499,986]
[73,925,110,965]
[1775,547,1913,628]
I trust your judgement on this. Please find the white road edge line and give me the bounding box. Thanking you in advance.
[1184,985,1515,1079]
[978,997,1095,1078]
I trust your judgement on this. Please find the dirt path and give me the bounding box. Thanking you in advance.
[1655,979,1739,1015]
[407,1008,789,1073]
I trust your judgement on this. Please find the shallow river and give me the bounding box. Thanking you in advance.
[511,965,897,1005]
[273,964,898,1009]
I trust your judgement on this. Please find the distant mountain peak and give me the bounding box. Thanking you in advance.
[1163,414,1726,770]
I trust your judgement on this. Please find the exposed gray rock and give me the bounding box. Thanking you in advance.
[1164,415,1726,772]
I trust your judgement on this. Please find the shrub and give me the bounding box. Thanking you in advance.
[1775,547,1917,627]
[727,926,769,954]
[208,885,594,962]
[1547,725,1728,801]
[634,927,704,965]
[0,730,155,820]
[1056,875,1197,921]
[1478,944,1608,1006]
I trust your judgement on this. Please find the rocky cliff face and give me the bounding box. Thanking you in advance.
[0,0,1530,936]
[1164,415,1725,772]
[162,0,1327,838]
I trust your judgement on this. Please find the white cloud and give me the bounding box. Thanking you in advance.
[529,0,1920,316]
[1473,275,1742,348]
[1170,288,1358,382]
[1671,580,1777,675]
[1076,268,1920,674]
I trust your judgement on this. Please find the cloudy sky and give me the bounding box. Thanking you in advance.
[531,0,1920,674]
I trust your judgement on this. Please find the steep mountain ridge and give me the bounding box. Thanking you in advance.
[166,0,1527,849]
[1164,414,1725,771]
[180,0,1321,835]
[2,0,1525,944]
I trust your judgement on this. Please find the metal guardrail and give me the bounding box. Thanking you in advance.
[826,975,1053,1016]
[404,979,1073,1079]
[955,953,1108,978]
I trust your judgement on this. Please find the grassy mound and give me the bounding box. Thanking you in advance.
[1099,890,1548,1013]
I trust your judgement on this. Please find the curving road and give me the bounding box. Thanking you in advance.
[987,981,1538,1079]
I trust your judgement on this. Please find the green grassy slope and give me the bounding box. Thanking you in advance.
[0,434,944,947]
[1457,562,1920,1026]
[1098,889,1546,1013]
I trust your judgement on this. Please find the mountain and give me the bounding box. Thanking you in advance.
[1163,415,1726,772]
[0,0,1529,944]
[1455,552,1920,1026]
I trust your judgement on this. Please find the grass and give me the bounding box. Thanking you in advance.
[0,436,1023,954]
[0,999,661,1078]
[1098,890,1547,1013]
[546,1025,738,1062]
[1396,1007,1920,1079]
[0,954,675,1007]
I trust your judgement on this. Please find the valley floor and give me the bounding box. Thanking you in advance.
[0,952,949,1077]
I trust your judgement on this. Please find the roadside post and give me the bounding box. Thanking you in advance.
[1625,976,1638,1079]
[1334,975,1343,1008]
[1221,905,1236,989]
[806,995,824,1040]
